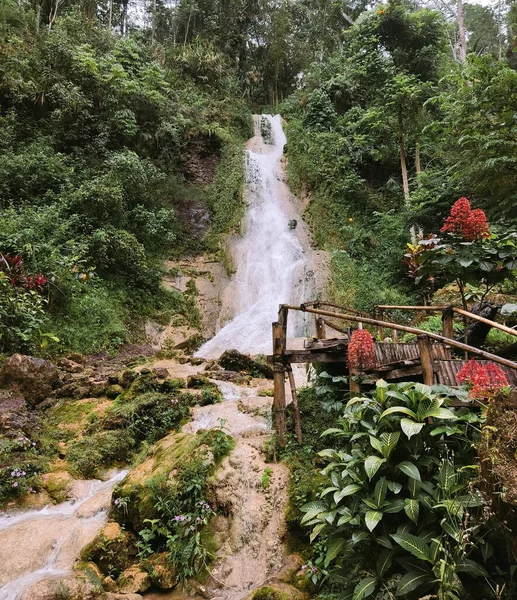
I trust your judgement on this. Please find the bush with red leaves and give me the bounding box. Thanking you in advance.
[456,359,508,400]
[0,253,48,293]
[348,329,377,371]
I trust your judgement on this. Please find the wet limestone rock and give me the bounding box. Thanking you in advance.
[41,470,74,503]
[19,573,102,600]
[106,594,143,600]
[118,565,151,594]
[0,354,58,406]
[218,350,273,379]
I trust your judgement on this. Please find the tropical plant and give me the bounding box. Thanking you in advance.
[299,380,500,599]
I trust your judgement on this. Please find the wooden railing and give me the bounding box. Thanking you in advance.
[271,303,517,446]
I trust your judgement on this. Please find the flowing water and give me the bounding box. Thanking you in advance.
[197,114,321,359]
[0,470,127,600]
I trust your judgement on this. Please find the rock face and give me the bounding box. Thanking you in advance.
[218,350,273,379]
[0,354,58,406]
[18,574,101,600]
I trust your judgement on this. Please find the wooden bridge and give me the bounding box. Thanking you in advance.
[267,302,517,445]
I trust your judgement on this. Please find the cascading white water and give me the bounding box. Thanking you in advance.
[0,470,127,600]
[197,115,317,359]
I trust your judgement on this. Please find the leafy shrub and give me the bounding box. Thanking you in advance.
[0,435,42,503]
[299,381,504,599]
[67,430,136,478]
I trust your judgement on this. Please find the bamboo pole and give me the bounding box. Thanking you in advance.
[283,305,517,371]
[287,367,303,444]
[417,335,434,385]
[442,307,454,340]
[376,305,449,311]
[272,306,288,446]
[453,307,517,339]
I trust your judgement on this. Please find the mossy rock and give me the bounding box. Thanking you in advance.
[106,384,125,399]
[41,470,74,503]
[113,431,211,531]
[218,350,273,379]
[81,522,137,578]
[250,583,308,600]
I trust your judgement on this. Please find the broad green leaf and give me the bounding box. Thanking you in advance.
[300,501,327,524]
[387,480,402,494]
[352,577,377,600]
[430,538,441,563]
[352,531,369,545]
[408,477,421,498]
[432,407,455,419]
[310,522,326,542]
[380,406,417,420]
[369,436,384,455]
[456,558,488,577]
[391,533,432,562]
[396,571,433,596]
[400,418,424,439]
[376,536,393,549]
[334,484,362,504]
[364,455,386,480]
[379,431,400,457]
[365,510,383,532]
[414,383,433,395]
[373,477,388,507]
[384,498,405,513]
[325,538,348,565]
[376,549,393,577]
[398,461,421,481]
[404,499,420,524]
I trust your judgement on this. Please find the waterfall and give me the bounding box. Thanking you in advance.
[197,115,318,359]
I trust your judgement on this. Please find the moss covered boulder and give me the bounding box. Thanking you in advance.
[82,522,137,578]
[250,583,309,600]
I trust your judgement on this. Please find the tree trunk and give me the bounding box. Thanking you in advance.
[398,112,416,244]
[151,0,156,44]
[457,0,467,63]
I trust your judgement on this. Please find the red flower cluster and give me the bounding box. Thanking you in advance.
[456,359,508,400]
[441,198,490,241]
[348,329,377,371]
[0,253,48,293]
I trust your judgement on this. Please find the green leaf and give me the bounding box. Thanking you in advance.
[400,418,424,439]
[373,477,388,507]
[300,501,327,524]
[380,406,417,420]
[352,577,377,600]
[369,436,384,455]
[384,498,405,513]
[456,558,488,577]
[325,538,348,565]
[310,522,326,542]
[458,258,473,267]
[387,480,402,494]
[379,431,400,457]
[376,549,393,577]
[408,477,421,498]
[334,484,363,504]
[376,536,393,549]
[352,531,369,545]
[365,510,383,532]
[364,456,386,480]
[398,461,421,481]
[396,571,433,596]
[404,499,420,524]
[391,533,432,562]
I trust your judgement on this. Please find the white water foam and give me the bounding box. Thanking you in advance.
[197,115,316,359]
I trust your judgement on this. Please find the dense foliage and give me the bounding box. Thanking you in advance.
[294,379,511,600]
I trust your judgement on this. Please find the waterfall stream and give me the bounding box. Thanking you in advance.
[197,114,320,359]
[0,470,127,600]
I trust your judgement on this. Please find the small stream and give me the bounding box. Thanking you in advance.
[0,470,127,600]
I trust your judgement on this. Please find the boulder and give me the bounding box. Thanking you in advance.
[118,565,151,594]
[0,354,58,406]
[0,393,36,433]
[90,380,109,397]
[249,583,309,600]
[41,470,74,503]
[106,384,125,399]
[106,594,143,600]
[187,375,211,389]
[152,367,169,379]
[218,350,273,379]
[82,522,136,576]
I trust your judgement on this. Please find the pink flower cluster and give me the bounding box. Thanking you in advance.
[441,198,490,241]
[456,359,508,400]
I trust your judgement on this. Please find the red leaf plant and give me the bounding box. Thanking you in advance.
[456,359,508,400]
[348,329,377,371]
[441,198,490,241]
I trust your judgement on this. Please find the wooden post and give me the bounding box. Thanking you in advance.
[442,306,454,340]
[272,306,288,446]
[349,366,361,395]
[375,308,383,340]
[287,367,303,444]
[417,335,434,385]
[315,316,326,340]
